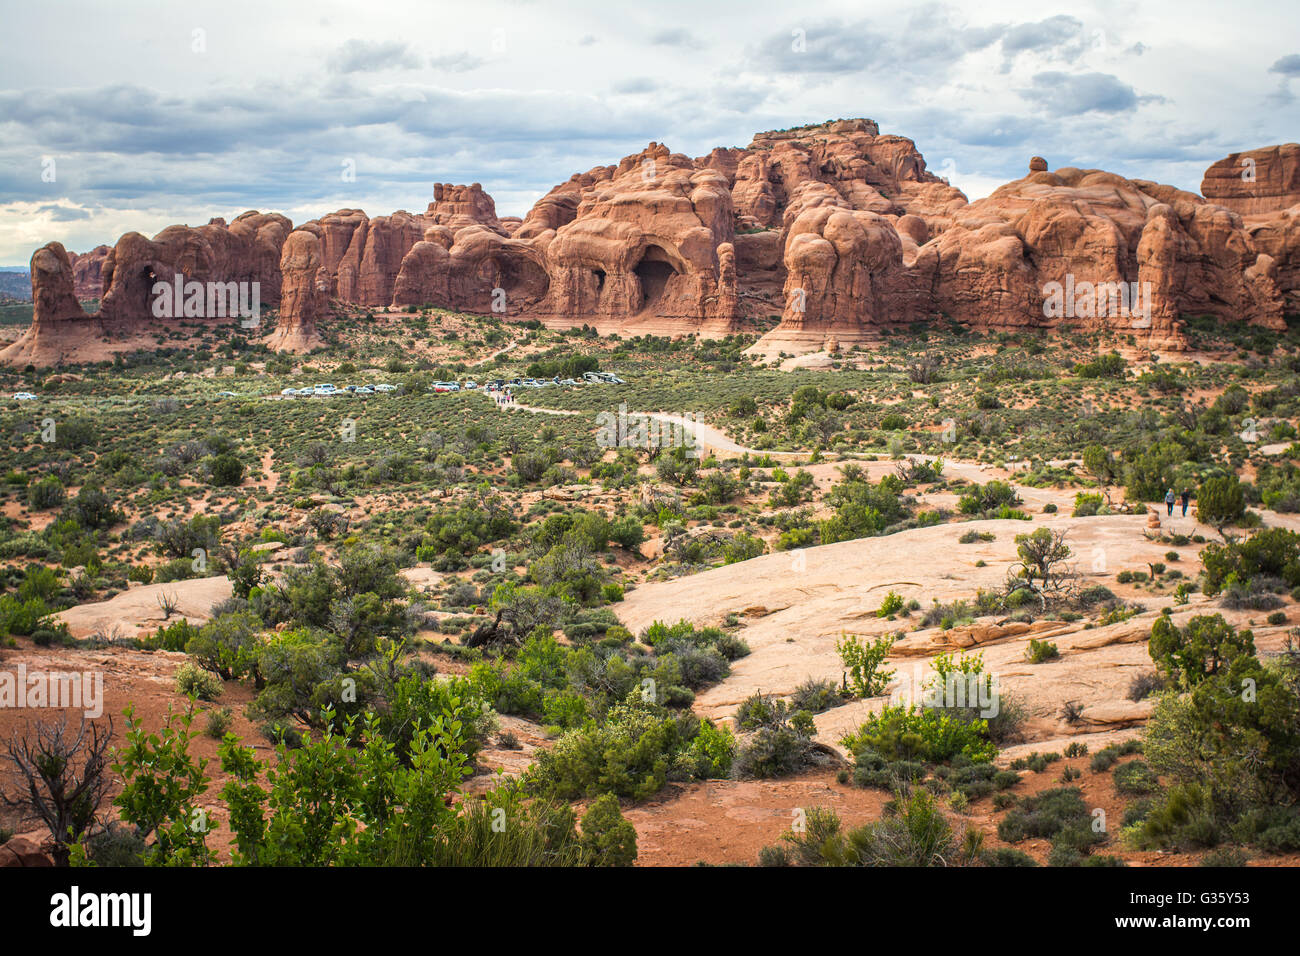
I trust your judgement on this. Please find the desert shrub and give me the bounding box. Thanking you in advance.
[527,697,713,800]
[835,632,896,697]
[1147,611,1254,689]
[579,794,638,866]
[765,791,977,867]
[1113,759,1161,794]
[1072,493,1104,517]
[1196,474,1245,530]
[27,475,66,510]
[982,847,1038,867]
[997,787,1103,857]
[209,453,245,487]
[185,610,263,681]
[957,480,1021,516]
[1025,638,1059,664]
[789,677,840,714]
[205,707,234,739]
[1200,527,1300,597]
[842,704,996,765]
[175,662,223,701]
[733,706,820,780]
[140,618,200,652]
[378,672,496,764]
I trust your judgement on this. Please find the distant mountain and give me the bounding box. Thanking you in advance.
[0,270,31,301]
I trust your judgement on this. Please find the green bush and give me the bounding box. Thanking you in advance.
[579,794,638,866]
[175,662,223,701]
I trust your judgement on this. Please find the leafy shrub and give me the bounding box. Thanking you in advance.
[175,662,223,701]
[842,704,996,764]
[579,794,637,866]
[835,632,895,698]
[1113,759,1161,794]
[1025,638,1059,664]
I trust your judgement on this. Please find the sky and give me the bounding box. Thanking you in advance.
[0,0,1297,263]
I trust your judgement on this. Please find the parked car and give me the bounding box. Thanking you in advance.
[13,392,37,401]
[216,390,237,397]
[279,387,299,396]
[313,383,338,396]
[464,380,478,389]
[355,385,374,396]
[374,383,397,393]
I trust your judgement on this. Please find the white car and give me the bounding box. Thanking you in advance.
[464,381,478,389]
[355,385,375,396]
[313,384,338,396]
[374,383,397,393]
[217,390,237,397]
[13,392,37,401]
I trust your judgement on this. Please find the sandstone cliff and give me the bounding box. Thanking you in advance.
[10,121,1299,365]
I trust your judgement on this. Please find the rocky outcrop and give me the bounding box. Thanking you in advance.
[265,230,325,352]
[905,161,1284,351]
[1201,144,1300,216]
[13,123,1300,366]
[534,142,738,331]
[426,183,505,233]
[98,212,291,324]
[0,242,101,366]
[69,244,110,299]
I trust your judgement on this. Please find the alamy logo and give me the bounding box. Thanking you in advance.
[1042,275,1152,328]
[49,886,151,936]
[889,662,1000,718]
[0,664,102,718]
[151,274,261,327]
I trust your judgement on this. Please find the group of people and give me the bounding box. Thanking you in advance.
[494,389,516,405]
[1164,488,1193,517]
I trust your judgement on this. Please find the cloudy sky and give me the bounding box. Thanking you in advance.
[1,0,1297,263]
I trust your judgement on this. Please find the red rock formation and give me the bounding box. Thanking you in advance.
[427,183,505,233]
[1201,144,1300,216]
[69,244,110,299]
[266,230,326,352]
[97,212,291,323]
[0,242,101,366]
[15,122,1300,364]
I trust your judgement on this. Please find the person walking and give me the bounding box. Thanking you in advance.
[1180,489,1191,517]
[1165,488,1176,516]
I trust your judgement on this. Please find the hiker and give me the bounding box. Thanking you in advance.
[1180,489,1191,517]
[1165,488,1176,516]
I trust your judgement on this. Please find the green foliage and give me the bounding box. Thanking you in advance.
[835,632,896,698]
[111,706,213,865]
[957,480,1021,516]
[842,703,997,764]
[1197,474,1245,529]
[175,662,223,701]
[208,453,245,487]
[186,610,262,681]
[579,794,638,866]
[1200,527,1300,597]
[1147,612,1255,689]
[1025,638,1060,664]
[528,697,714,800]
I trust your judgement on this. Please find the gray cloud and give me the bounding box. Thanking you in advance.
[1270,54,1300,75]
[1000,15,1083,56]
[1019,71,1140,115]
[650,29,703,49]
[749,12,1004,78]
[429,51,486,72]
[328,39,421,74]
[613,77,659,94]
